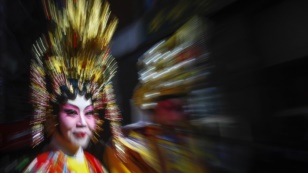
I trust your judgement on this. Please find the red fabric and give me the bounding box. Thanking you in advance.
[84,151,105,173]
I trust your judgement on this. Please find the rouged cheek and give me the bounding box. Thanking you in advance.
[59,113,76,129]
[86,117,96,130]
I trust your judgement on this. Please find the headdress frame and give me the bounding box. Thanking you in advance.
[30,0,122,147]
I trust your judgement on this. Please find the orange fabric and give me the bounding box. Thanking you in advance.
[104,143,157,173]
[104,126,208,173]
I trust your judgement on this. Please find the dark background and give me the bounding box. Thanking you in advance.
[1,0,308,172]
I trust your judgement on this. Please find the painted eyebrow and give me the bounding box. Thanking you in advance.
[84,105,94,110]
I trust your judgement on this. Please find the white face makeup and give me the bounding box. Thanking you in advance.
[58,95,96,148]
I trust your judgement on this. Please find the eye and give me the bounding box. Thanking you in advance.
[85,110,94,116]
[64,109,78,115]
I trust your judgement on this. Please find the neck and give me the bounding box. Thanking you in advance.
[50,132,82,157]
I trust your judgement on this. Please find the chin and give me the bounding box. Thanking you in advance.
[68,133,92,148]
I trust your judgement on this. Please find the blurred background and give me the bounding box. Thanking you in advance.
[1,0,308,172]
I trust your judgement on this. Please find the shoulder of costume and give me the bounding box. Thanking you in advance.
[23,151,57,173]
[84,151,100,161]
[84,151,106,172]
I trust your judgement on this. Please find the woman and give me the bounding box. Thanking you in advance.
[23,0,122,172]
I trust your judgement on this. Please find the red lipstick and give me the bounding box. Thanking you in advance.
[74,132,86,138]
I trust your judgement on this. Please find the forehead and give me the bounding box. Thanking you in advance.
[67,95,92,108]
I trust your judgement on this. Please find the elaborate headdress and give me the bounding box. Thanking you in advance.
[30,0,122,147]
[133,16,207,109]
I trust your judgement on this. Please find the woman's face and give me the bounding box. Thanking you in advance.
[58,94,96,148]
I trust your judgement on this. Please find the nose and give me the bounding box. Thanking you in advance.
[77,113,87,127]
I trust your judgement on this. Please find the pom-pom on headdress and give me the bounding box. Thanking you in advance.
[30,0,122,147]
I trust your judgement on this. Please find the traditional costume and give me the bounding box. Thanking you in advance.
[104,17,208,173]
